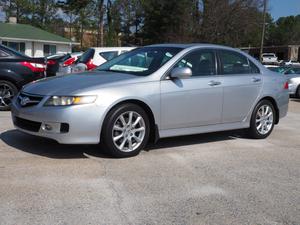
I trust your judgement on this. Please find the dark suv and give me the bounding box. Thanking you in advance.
[0,44,46,110]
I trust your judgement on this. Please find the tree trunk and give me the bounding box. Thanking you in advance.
[96,0,105,47]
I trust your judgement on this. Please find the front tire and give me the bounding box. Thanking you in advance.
[0,80,18,111]
[248,100,275,139]
[101,103,150,158]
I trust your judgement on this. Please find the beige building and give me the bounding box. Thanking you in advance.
[0,20,77,57]
[241,45,300,61]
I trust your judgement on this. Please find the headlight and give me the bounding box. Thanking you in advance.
[44,96,97,106]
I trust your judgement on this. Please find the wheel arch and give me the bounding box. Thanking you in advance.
[258,96,280,124]
[102,99,159,144]
[0,74,20,90]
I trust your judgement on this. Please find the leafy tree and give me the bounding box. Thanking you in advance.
[0,0,33,23]
[267,15,300,45]
[142,0,193,44]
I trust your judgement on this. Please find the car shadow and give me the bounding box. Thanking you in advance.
[0,129,245,159]
[146,130,243,151]
[0,129,110,159]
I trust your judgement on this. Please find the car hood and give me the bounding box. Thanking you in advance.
[23,71,144,96]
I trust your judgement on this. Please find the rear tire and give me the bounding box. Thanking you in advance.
[101,103,150,158]
[248,100,275,139]
[0,80,18,111]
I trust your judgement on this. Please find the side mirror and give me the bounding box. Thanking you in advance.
[170,67,192,79]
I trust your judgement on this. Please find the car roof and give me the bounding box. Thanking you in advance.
[146,43,253,54]
[147,43,236,49]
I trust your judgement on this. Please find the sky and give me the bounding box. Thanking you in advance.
[269,0,300,20]
[0,0,299,22]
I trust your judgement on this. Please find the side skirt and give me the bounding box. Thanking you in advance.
[159,122,250,139]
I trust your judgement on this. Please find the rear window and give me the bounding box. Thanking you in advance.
[0,44,28,58]
[59,54,71,62]
[78,48,95,63]
[0,49,9,57]
[99,51,118,61]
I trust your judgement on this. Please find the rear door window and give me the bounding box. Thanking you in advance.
[249,60,260,74]
[0,50,9,57]
[219,50,251,75]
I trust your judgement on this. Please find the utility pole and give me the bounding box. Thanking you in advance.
[260,0,267,62]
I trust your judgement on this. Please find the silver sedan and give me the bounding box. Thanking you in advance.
[11,44,289,157]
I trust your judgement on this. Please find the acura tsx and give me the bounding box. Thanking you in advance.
[11,44,289,157]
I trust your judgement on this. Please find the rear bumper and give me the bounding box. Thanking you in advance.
[11,99,106,144]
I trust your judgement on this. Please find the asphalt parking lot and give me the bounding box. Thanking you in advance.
[0,100,299,225]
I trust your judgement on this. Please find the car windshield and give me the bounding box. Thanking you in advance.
[268,67,288,73]
[96,47,182,76]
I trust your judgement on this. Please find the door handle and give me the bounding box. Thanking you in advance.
[208,80,222,86]
[252,77,261,83]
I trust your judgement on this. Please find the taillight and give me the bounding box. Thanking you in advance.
[283,81,289,90]
[20,61,46,73]
[63,57,75,67]
[86,59,97,70]
[47,60,56,65]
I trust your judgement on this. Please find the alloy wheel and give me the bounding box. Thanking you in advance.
[112,111,146,152]
[255,105,274,135]
[0,83,14,108]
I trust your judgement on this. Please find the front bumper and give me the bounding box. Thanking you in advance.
[11,98,106,144]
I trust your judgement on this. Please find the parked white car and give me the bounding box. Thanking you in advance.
[73,47,135,72]
[262,53,278,64]
[57,52,83,75]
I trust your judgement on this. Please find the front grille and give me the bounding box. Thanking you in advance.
[18,92,44,107]
[13,116,41,132]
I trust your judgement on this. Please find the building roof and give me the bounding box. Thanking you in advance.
[0,23,73,44]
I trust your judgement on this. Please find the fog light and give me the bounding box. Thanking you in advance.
[42,123,53,131]
[45,124,52,131]
[41,122,61,133]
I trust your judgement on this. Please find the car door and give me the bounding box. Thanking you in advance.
[160,49,223,130]
[218,50,262,123]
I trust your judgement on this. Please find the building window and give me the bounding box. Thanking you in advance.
[43,44,56,56]
[2,41,25,54]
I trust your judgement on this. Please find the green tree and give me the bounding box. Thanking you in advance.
[0,0,33,23]
[267,15,300,45]
[142,0,193,44]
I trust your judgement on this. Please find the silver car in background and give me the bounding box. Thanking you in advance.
[11,44,289,157]
[288,75,300,97]
[283,67,300,98]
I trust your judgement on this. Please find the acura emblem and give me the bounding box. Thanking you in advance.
[20,96,31,106]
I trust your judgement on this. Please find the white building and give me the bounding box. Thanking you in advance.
[0,20,76,57]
